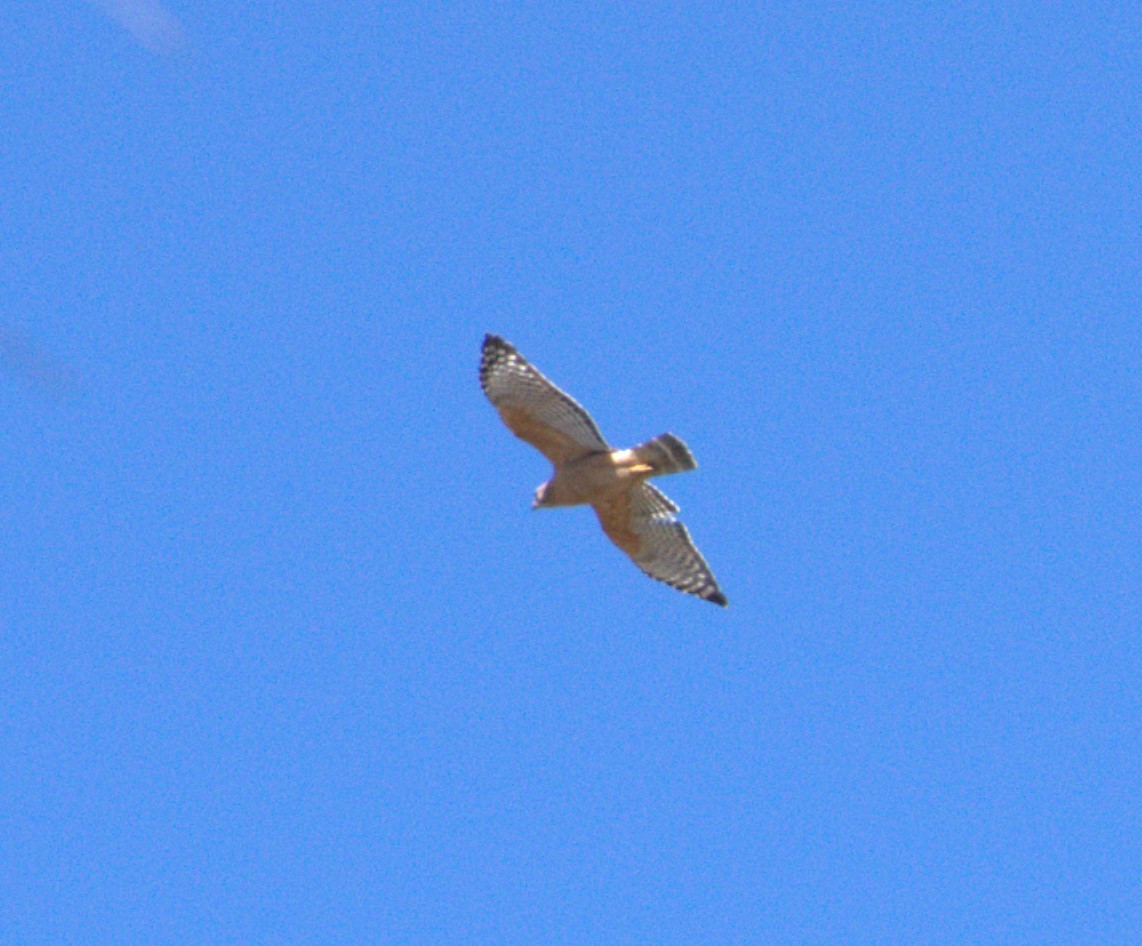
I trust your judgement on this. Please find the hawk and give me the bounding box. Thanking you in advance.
[479,334,727,607]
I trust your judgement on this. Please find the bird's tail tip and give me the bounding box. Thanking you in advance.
[632,433,697,475]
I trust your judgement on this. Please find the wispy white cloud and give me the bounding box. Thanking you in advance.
[88,0,186,52]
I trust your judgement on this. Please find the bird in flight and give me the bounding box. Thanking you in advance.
[479,334,727,606]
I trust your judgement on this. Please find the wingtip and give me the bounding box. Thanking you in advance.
[480,334,512,391]
[706,591,728,607]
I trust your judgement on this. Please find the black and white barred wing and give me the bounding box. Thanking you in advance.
[594,483,727,606]
[479,334,610,465]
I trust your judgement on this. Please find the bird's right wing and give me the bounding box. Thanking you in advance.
[594,483,727,606]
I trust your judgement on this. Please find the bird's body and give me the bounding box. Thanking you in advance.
[535,451,630,508]
[534,435,694,508]
[479,334,727,606]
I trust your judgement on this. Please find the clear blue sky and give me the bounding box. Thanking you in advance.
[2,3,1138,943]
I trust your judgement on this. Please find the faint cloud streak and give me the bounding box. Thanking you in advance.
[88,0,186,52]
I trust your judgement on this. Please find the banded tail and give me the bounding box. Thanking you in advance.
[630,433,697,476]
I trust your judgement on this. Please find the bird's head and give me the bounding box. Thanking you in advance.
[532,482,553,509]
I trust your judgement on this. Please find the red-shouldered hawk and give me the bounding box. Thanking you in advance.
[479,334,727,607]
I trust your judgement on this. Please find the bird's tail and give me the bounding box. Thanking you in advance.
[629,433,697,476]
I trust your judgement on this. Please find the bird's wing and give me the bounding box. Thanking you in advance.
[480,334,610,466]
[594,483,727,606]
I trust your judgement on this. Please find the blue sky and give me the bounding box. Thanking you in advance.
[2,3,1138,943]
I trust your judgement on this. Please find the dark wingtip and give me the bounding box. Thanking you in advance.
[480,335,511,392]
[706,591,728,607]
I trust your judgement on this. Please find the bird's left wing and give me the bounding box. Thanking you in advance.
[480,334,610,465]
